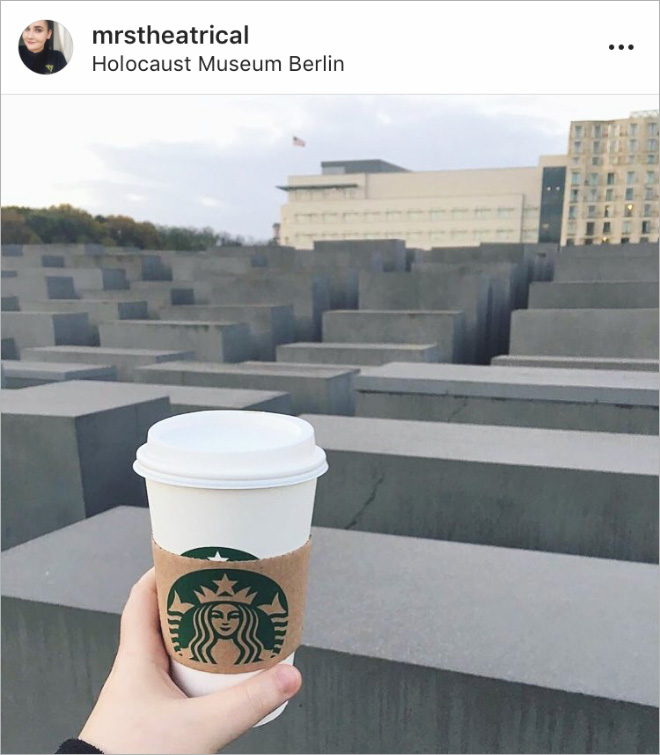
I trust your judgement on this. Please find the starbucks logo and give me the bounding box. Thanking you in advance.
[167,546,289,666]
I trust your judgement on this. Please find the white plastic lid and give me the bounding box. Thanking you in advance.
[133,411,328,489]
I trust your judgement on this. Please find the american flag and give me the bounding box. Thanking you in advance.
[292,136,306,147]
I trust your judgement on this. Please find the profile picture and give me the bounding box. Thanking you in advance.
[19,20,72,75]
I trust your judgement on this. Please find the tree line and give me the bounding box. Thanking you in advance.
[1,204,258,251]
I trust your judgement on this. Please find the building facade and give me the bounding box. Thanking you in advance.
[277,111,659,250]
[562,111,659,246]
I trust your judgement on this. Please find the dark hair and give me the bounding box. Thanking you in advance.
[45,21,55,50]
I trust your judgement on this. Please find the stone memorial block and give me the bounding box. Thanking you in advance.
[554,255,659,283]
[509,308,659,359]
[158,304,295,360]
[314,239,407,272]
[1,360,117,389]
[99,319,253,362]
[277,342,439,366]
[3,271,77,300]
[1,382,170,549]
[492,355,660,372]
[2,507,657,754]
[21,266,129,292]
[140,382,293,415]
[172,254,252,280]
[355,362,659,435]
[135,360,356,415]
[300,414,659,562]
[323,310,466,363]
[22,346,195,381]
[529,281,659,310]
[1,339,18,360]
[2,312,92,352]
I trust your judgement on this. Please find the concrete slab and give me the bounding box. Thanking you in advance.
[3,271,77,300]
[158,304,295,360]
[277,342,440,366]
[492,355,660,372]
[300,414,659,562]
[358,271,490,363]
[314,239,407,272]
[529,281,659,309]
[323,309,466,363]
[0,360,117,389]
[509,308,659,359]
[355,362,658,434]
[1,507,657,754]
[2,312,92,352]
[135,361,356,415]
[1,381,170,549]
[554,255,659,283]
[21,346,195,381]
[99,319,254,362]
[1,338,18,360]
[20,266,129,292]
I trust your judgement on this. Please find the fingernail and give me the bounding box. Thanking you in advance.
[274,664,300,695]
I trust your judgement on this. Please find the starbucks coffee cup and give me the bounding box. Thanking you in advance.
[133,411,327,724]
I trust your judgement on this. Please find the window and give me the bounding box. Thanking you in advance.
[605,188,614,201]
[603,221,611,234]
[643,204,652,217]
[645,187,655,200]
[588,188,598,201]
[622,220,632,234]
[474,207,492,218]
[606,172,615,185]
[587,205,597,218]
[565,238,575,246]
[648,153,657,164]
[323,213,338,223]
[429,210,445,221]
[604,205,611,218]
[584,239,593,245]
[625,188,634,200]
[648,139,658,152]
[407,210,423,220]
[642,220,652,234]
[629,139,638,152]
[570,188,579,202]
[626,171,636,184]
[573,140,582,153]
[386,211,401,221]
[630,123,638,136]
[574,125,583,138]
[624,204,634,217]
[593,124,602,138]
[585,222,595,235]
[587,173,599,186]
[647,123,658,136]
[645,171,656,184]
[568,205,577,219]
[640,237,649,243]
[497,207,514,218]
[571,171,581,185]
[621,237,630,244]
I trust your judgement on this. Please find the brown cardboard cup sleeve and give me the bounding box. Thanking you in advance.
[152,539,311,674]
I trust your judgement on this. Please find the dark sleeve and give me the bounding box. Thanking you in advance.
[49,49,68,73]
[55,738,103,754]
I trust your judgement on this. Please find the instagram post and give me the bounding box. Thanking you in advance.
[1,2,659,754]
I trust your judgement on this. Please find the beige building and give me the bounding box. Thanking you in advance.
[278,111,659,250]
[278,157,567,250]
[562,111,659,246]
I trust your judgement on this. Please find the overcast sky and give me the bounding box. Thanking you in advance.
[2,94,656,240]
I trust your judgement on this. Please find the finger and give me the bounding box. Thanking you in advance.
[118,568,168,666]
[190,663,302,747]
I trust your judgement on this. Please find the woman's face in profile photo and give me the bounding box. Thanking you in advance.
[23,21,52,54]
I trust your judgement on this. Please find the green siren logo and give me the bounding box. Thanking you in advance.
[168,547,288,666]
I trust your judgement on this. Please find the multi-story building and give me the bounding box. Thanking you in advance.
[562,111,659,246]
[277,111,659,250]
[278,157,568,250]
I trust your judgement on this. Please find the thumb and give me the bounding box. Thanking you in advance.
[190,663,302,748]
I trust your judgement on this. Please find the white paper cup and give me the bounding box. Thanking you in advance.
[133,411,327,724]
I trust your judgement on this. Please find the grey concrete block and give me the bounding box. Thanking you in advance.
[194,272,331,341]
[172,254,252,279]
[1,338,18,360]
[2,508,657,754]
[358,271,490,363]
[277,342,440,366]
[314,239,407,272]
[561,243,658,258]
[1,382,170,549]
[529,281,659,309]
[21,266,129,292]
[70,252,172,282]
[21,300,149,346]
[3,272,77,300]
[355,362,659,435]
[21,346,195,381]
[323,310,466,363]
[2,295,19,311]
[554,256,659,283]
[301,414,659,562]
[79,284,195,317]
[135,360,356,415]
[2,312,92,352]
[509,308,659,359]
[133,382,293,415]
[158,304,295,360]
[492,355,660,372]
[99,320,254,362]
[0,360,117,389]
